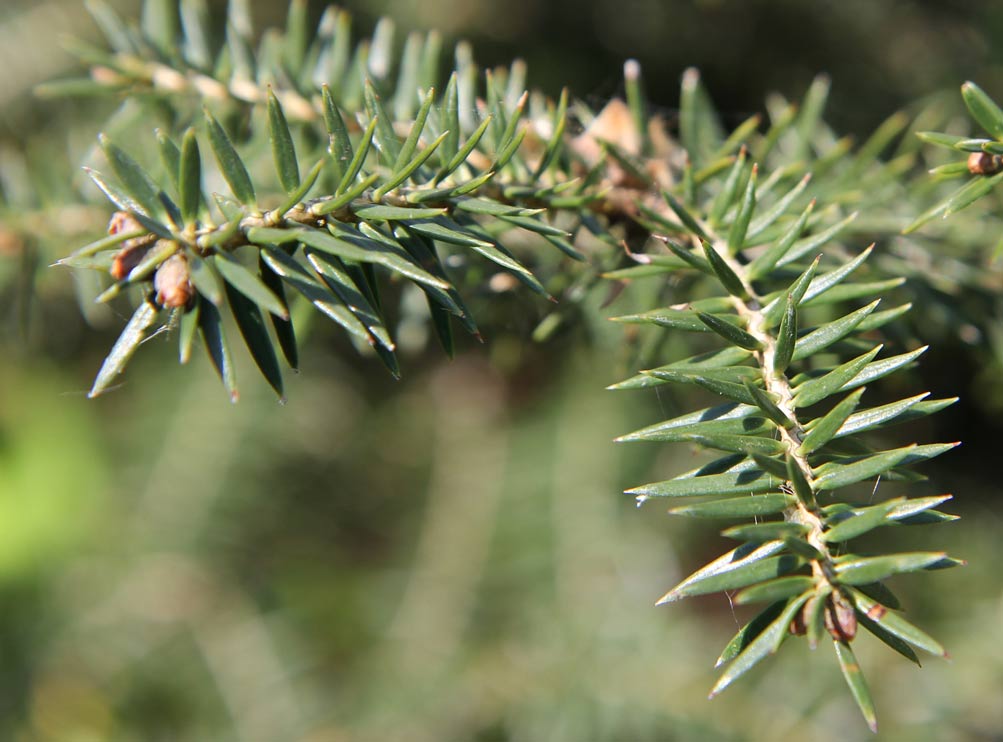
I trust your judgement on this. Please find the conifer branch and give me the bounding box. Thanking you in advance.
[36,1,968,731]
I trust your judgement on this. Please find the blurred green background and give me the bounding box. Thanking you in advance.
[1,1,1002,740]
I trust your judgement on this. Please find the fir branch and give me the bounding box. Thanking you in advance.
[34,2,968,730]
[613,135,962,729]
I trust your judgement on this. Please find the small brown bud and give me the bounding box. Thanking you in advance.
[107,211,142,237]
[967,151,1003,176]
[154,253,194,308]
[108,211,157,280]
[110,243,150,280]
[823,592,857,642]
